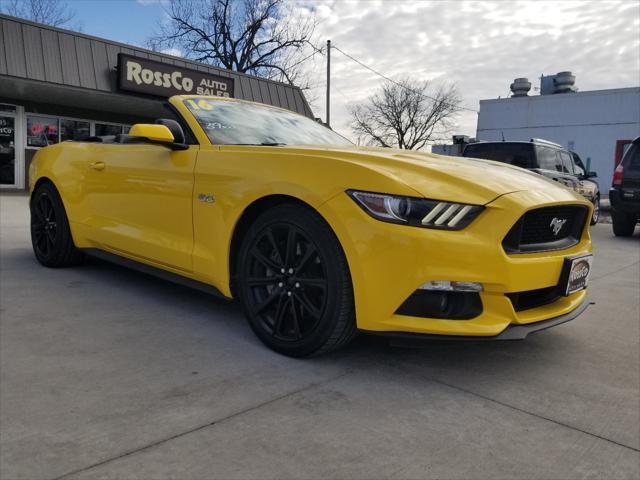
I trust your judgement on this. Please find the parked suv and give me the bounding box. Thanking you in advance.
[610,136,640,236]
[462,139,600,224]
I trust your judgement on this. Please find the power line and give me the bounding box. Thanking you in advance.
[286,48,324,71]
[331,45,479,114]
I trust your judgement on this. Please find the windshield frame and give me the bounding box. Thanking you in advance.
[179,96,352,147]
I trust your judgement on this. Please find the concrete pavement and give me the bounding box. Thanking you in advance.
[1,193,638,479]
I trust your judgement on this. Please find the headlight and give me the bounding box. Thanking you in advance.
[347,190,484,230]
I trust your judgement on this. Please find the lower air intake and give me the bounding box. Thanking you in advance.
[506,286,560,311]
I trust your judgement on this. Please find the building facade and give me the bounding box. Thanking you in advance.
[0,14,313,190]
[476,85,640,192]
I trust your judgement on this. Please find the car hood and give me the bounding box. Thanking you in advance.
[289,145,578,205]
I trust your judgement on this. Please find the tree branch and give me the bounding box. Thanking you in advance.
[349,78,461,150]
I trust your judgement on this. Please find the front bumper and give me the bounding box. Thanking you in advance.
[609,188,640,215]
[367,298,591,346]
[319,189,593,338]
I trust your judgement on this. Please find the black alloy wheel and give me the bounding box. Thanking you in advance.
[32,191,58,259]
[245,223,327,340]
[237,204,355,357]
[30,182,84,267]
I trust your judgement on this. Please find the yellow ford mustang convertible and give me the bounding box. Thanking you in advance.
[29,96,593,356]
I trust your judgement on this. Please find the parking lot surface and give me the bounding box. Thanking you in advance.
[1,193,639,480]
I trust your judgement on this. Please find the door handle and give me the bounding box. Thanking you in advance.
[89,161,105,171]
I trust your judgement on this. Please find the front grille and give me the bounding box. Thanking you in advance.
[503,205,588,253]
[506,286,560,311]
[520,206,583,244]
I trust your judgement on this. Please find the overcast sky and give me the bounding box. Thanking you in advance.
[300,0,640,142]
[41,0,640,144]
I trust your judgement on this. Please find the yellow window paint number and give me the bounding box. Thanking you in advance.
[186,99,213,111]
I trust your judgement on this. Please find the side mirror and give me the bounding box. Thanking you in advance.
[586,171,597,178]
[129,124,174,142]
[128,124,188,150]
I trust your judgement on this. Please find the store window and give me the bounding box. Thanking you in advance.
[25,115,130,148]
[27,116,58,147]
[60,119,90,142]
[95,123,123,137]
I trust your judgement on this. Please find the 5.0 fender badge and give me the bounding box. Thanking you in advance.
[197,193,215,203]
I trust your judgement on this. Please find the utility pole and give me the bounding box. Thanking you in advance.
[326,39,331,128]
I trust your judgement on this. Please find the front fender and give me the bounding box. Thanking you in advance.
[190,146,419,296]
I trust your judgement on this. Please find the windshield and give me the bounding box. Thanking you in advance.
[183,98,352,146]
[571,152,586,176]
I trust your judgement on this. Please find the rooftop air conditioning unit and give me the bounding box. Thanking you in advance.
[510,78,531,97]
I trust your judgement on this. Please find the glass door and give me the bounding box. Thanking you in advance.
[0,104,24,189]
[0,115,16,186]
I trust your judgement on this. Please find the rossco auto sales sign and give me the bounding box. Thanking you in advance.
[117,54,234,98]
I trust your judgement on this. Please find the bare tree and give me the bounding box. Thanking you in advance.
[0,0,76,28]
[350,78,462,150]
[148,0,318,86]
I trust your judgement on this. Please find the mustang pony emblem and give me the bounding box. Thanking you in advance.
[550,217,567,236]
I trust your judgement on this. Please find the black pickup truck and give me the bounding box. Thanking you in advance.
[610,136,640,236]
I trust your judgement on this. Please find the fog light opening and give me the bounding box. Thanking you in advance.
[395,290,483,320]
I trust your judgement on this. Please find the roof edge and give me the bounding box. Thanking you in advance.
[0,13,309,93]
[479,86,640,104]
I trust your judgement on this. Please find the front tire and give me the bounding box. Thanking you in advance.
[611,210,637,237]
[30,182,84,267]
[236,204,356,357]
[590,196,600,225]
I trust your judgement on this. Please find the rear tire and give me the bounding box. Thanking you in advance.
[30,182,84,267]
[236,204,356,357]
[611,210,636,237]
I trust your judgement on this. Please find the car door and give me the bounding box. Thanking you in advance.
[535,146,577,189]
[556,150,580,190]
[83,142,197,272]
